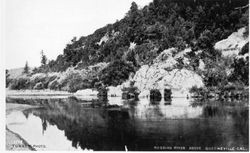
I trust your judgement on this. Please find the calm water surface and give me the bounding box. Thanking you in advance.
[6,96,249,151]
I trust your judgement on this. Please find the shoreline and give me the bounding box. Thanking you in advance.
[6,89,73,96]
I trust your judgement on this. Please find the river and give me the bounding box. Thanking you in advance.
[6,96,249,151]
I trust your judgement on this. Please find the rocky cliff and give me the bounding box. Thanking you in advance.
[129,48,203,97]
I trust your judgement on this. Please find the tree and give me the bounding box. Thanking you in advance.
[229,43,249,86]
[6,70,10,87]
[41,50,47,66]
[23,61,30,74]
[126,49,139,67]
[230,57,249,86]
[127,2,139,17]
[99,60,135,86]
[239,42,249,55]
[197,30,214,50]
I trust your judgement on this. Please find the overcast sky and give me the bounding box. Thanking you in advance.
[5,0,152,69]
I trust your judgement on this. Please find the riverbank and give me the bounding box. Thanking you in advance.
[6,89,72,96]
[6,103,39,151]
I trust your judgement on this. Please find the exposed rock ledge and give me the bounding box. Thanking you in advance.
[214,27,248,57]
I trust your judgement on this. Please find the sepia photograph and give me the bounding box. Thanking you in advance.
[3,0,249,151]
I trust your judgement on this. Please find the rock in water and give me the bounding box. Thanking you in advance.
[74,89,98,96]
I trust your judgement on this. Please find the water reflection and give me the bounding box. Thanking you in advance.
[6,97,249,151]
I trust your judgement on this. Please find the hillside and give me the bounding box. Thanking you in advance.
[8,68,24,79]
[41,0,248,72]
[8,68,33,79]
[6,0,249,95]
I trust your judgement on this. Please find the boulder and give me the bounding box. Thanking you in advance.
[107,86,122,97]
[74,89,98,96]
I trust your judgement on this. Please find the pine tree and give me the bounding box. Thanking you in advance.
[23,61,29,74]
[41,50,47,66]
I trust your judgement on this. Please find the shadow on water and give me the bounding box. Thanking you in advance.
[6,96,249,151]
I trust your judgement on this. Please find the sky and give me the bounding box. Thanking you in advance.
[4,0,152,69]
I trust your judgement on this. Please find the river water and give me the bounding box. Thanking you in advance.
[6,96,249,151]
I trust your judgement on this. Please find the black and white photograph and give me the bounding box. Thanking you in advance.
[2,0,249,151]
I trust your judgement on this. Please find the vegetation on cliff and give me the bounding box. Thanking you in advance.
[7,0,249,93]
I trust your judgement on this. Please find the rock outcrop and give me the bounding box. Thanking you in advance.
[133,67,203,97]
[74,89,98,96]
[122,48,204,97]
[214,27,248,57]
